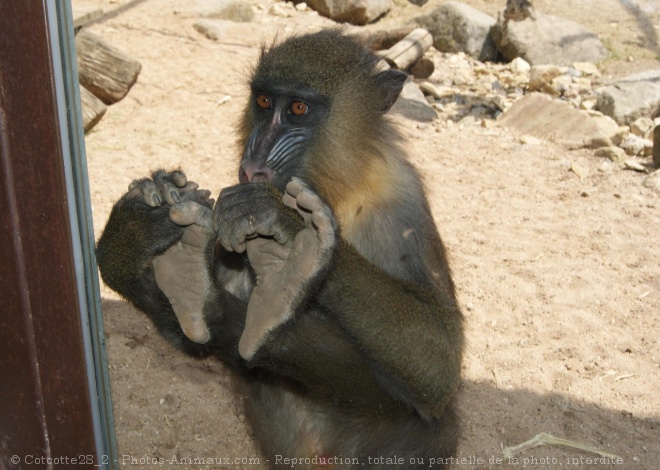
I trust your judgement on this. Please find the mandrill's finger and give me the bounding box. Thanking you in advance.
[284,177,315,220]
[294,189,325,214]
[153,170,182,205]
[171,170,187,187]
[169,200,214,230]
[284,176,309,198]
[282,193,298,211]
[131,179,162,207]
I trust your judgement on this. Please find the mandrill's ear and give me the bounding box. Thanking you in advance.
[375,69,407,114]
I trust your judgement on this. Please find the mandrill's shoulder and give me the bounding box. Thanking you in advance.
[336,157,443,287]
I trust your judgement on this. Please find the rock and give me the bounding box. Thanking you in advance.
[498,92,612,149]
[510,57,530,74]
[192,18,260,43]
[580,99,597,111]
[551,75,573,95]
[590,114,620,142]
[193,0,239,17]
[573,62,600,77]
[520,135,541,145]
[642,170,660,194]
[411,1,499,62]
[654,126,660,167]
[596,70,660,125]
[295,2,308,11]
[594,146,627,164]
[491,11,607,66]
[269,3,291,17]
[619,134,652,156]
[611,126,630,147]
[572,77,593,92]
[193,19,227,40]
[528,65,563,96]
[210,2,254,22]
[390,79,438,122]
[419,81,445,100]
[624,159,647,172]
[304,0,392,25]
[630,117,654,137]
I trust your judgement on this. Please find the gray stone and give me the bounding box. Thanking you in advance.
[193,19,226,40]
[391,79,438,122]
[509,57,530,74]
[411,1,498,62]
[642,170,660,194]
[551,75,573,95]
[419,81,447,100]
[619,134,652,156]
[269,3,291,17]
[192,18,256,43]
[528,65,563,96]
[491,11,607,66]
[611,126,630,147]
[573,62,600,77]
[596,70,660,125]
[630,117,654,137]
[590,114,621,142]
[594,146,627,164]
[304,0,392,25]
[498,92,611,149]
[193,0,245,17]
[210,2,254,22]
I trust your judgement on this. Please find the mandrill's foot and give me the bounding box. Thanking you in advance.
[147,174,216,344]
[239,177,338,360]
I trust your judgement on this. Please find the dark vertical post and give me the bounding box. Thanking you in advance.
[0,1,112,468]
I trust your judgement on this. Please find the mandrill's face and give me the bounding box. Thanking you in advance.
[237,29,407,193]
[238,80,330,192]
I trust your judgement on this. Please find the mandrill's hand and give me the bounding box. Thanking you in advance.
[130,170,217,345]
[128,169,206,208]
[213,182,304,253]
[230,178,338,360]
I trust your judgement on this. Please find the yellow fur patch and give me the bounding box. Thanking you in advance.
[332,157,395,242]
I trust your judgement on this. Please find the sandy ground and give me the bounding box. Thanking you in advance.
[79,0,660,468]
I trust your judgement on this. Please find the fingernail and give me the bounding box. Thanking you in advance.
[154,194,162,206]
[171,191,180,203]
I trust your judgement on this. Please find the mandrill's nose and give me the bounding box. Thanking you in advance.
[239,165,271,183]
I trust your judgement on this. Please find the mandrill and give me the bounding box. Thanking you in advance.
[96,29,464,469]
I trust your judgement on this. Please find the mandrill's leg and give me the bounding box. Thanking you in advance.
[153,200,216,344]
[238,177,338,360]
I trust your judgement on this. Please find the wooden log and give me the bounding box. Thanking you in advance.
[76,29,141,104]
[359,25,417,51]
[79,86,107,133]
[383,28,433,71]
[410,57,435,79]
[72,7,103,30]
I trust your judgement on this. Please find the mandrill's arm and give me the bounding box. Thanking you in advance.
[315,244,464,414]
[215,178,464,417]
[96,171,248,366]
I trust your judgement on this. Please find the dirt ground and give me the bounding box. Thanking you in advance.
[79,0,660,468]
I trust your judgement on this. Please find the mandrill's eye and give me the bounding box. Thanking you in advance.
[291,101,309,116]
[256,94,271,110]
